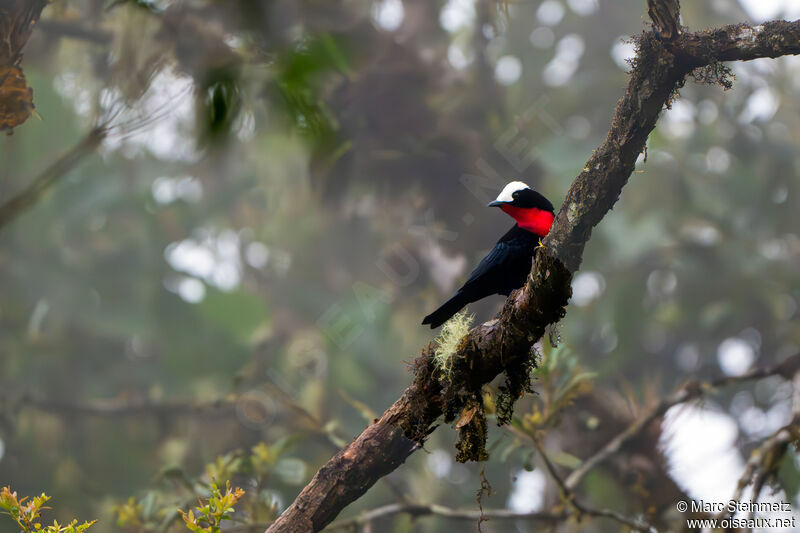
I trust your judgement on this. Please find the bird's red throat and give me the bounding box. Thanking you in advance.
[501,205,555,236]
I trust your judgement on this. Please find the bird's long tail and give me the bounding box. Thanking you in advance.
[422,291,469,329]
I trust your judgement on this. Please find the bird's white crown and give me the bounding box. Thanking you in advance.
[494,181,530,203]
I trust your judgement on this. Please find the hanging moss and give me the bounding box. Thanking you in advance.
[495,344,540,426]
[432,311,474,380]
[691,61,734,89]
[455,395,489,463]
[401,251,571,461]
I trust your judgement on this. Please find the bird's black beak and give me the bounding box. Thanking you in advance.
[488,200,507,207]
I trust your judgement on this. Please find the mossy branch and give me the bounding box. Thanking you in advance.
[266,11,800,533]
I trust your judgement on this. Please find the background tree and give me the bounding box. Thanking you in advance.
[1,1,799,532]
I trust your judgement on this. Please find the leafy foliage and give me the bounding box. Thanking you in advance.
[113,440,292,532]
[0,487,96,533]
[524,344,596,430]
[272,34,349,142]
[177,482,244,533]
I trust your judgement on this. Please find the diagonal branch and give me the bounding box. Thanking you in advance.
[0,127,106,230]
[523,429,654,532]
[266,14,800,533]
[563,352,800,491]
[716,369,800,520]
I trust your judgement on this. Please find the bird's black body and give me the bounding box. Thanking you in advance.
[422,186,555,329]
[422,225,541,328]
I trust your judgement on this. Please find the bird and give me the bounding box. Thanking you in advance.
[422,181,555,329]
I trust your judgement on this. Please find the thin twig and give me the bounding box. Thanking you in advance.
[716,370,800,520]
[0,127,106,231]
[2,383,347,451]
[325,502,567,530]
[564,353,800,491]
[10,393,233,417]
[520,429,655,532]
[36,19,113,44]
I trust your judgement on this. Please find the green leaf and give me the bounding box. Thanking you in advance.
[196,288,269,343]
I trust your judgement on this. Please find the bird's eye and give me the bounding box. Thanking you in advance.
[512,191,519,199]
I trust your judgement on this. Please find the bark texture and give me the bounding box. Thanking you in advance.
[266,10,800,533]
[0,0,47,64]
[0,0,47,132]
[647,0,681,40]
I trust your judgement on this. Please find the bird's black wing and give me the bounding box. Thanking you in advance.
[461,225,537,289]
[462,240,515,287]
[422,225,537,328]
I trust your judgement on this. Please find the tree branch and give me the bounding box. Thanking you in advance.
[647,0,681,40]
[326,503,566,530]
[716,369,800,521]
[524,430,654,532]
[36,19,113,44]
[563,352,800,491]
[0,127,106,230]
[1,381,350,451]
[9,393,234,418]
[679,19,800,64]
[0,0,48,64]
[266,13,800,533]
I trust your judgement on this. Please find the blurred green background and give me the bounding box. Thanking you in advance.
[1,0,800,531]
